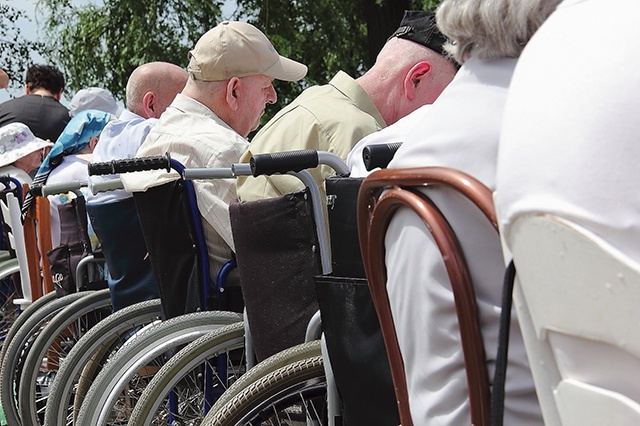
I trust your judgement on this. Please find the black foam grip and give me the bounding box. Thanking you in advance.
[29,186,43,197]
[250,149,319,177]
[363,142,403,171]
[88,153,171,176]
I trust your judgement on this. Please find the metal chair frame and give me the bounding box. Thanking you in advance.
[357,166,496,425]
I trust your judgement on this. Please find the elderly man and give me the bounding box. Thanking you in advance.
[84,62,188,311]
[88,62,188,204]
[122,21,307,294]
[237,10,458,202]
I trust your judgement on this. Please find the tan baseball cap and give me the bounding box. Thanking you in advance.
[188,21,308,82]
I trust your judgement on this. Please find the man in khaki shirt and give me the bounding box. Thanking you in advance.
[237,11,458,202]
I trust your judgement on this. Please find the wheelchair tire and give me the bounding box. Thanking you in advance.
[0,259,22,347]
[0,290,57,359]
[0,291,92,426]
[18,288,112,425]
[204,355,327,425]
[44,298,163,426]
[128,322,246,425]
[209,339,322,415]
[76,310,242,425]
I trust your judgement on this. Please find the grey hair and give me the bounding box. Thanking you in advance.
[436,0,562,64]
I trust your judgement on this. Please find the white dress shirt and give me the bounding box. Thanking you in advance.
[87,109,157,204]
[385,55,541,425]
[121,94,248,282]
[496,0,640,405]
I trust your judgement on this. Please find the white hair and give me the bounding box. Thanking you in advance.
[436,0,563,64]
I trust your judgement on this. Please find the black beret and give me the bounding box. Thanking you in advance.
[389,10,448,56]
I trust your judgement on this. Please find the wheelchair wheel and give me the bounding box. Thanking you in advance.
[0,290,57,358]
[18,289,112,425]
[204,355,327,425]
[128,322,246,425]
[0,259,21,348]
[209,339,322,414]
[0,291,93,426]
[76,310,243,425]
[44,298,163,426]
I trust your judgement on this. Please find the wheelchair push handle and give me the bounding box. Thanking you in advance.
[250,149,319,177]
[88,153,172,176]
[90,178,124,194]
[182,163,253,180]
[363,142,403,171]
[31,180,86,197]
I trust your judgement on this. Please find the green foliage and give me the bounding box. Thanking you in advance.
[422,0,443,10]
[36,0,442,121]
[233,0,370,112]
[39,0,223,101]
[0,4,51,92]
[232,0,442,116]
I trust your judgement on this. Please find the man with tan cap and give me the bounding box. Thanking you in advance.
[122,21,307,288]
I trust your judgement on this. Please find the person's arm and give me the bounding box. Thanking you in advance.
[0,68,9,89]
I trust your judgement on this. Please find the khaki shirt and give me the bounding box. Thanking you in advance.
[237,71,385,202]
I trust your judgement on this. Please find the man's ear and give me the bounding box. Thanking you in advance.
[88,136,99,152]
[403,61,431,101]
[53,89,63,101]
[225,77,240,111]
[142,92,157,118]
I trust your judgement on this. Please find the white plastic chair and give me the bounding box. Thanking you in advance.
[507,214,640,425]
[0,192,32,309]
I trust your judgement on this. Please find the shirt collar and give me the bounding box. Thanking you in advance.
[329,71,386,128]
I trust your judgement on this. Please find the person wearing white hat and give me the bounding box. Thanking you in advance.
[0,122,54,184]
[122,21,307,292]
[69,87,120,117]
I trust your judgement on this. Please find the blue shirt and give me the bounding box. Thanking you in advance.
[87,109,157,204]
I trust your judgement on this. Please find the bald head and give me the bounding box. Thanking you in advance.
[125,62,188,119]
[357,37,457,125]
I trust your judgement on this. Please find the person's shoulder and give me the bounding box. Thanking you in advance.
[47,158,85,183]
[18,94,69,114]
[118,115,157,135]
[0,95,23,110]
[250,96,325,144]
[44,95,70,112]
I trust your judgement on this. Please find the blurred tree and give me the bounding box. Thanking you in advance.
[38,0,441,122]
[0,4,51,93]
[39,0,223,101]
